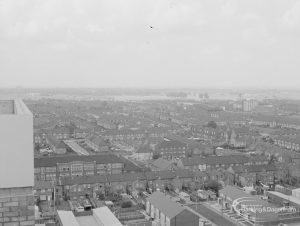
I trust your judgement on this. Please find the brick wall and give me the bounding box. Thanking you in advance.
[0,187,35,226]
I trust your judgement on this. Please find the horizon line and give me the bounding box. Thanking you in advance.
[1,86,300,90]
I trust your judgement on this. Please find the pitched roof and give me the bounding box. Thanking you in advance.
[157,170,175,180]
[46,134,66,149]
[156,138,187,150]
[249,155,269,163]
[151,158,173,170]
[229,164,279,174]
[52,126,73,134]
[180,155,249,166]
[145,171,158,180]
[62,174,107,185]
[174,169,194,178]
[34,154,123,168]
[88,135,107,147]
[57,211,80,226]
[119,156,143,172]
[93,207,122,226]
[147,192,184,218]
[273,135,300,144]
[34,180,55,190]
[164,135,202,149]
[107,172,146,183]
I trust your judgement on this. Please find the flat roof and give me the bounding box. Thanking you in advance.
[76,216,99,226]
[57,211,80,226]
[0,99,32,115]
[0,100,14,114]
[0,99,34,189]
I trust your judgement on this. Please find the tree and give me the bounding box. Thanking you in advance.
[205,180,222,196]
[207,121,217,129]
[186,150,193,157]
[268,154,277,164]
[152,152,161,160]
[121,200,132,208]
[34,143,41,151]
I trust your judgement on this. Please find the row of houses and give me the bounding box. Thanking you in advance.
[226,164,288,187]
[100,127,177,141]
[190,125,256,148]
[34,154,141,182]
[34,161,295,209]
[177,154,268,172]
[250,114,300,130]
[273,136,300,152]
[133,137,195,161]
[34,169,199,202]
[34,125,91,143]
[61,169,196,200]
[154,138,188,160]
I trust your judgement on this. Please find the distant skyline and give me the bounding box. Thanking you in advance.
[1,0,300,88]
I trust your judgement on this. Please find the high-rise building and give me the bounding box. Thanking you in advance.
[242,99,258,112]
[0,99,35,225]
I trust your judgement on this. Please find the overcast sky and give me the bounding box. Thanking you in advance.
[0,0,300,88]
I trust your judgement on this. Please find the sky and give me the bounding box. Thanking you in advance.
[0,0,300,88]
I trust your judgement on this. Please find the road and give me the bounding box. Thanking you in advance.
[188,203,238,226]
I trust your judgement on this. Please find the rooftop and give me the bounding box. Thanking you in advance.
[0,100,14,114]
[0,99,32,115]
[57,211,80,226]
[147,191,184,218]
[76,216,99,226]
[34,154,123,168]
[93,207,122,226]
[180,154,249,166]
[151,158,173,170]
[229,164,279,174]
[0,99,33,189]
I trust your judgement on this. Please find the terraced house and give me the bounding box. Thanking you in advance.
[273,135,300,152]
[62,175,107,200]
[154,138,188,160]
[226,164,283,187]
[59,169,195,200]
[101,127,173,141]
[34,155,125,182]
[178,154,250,172]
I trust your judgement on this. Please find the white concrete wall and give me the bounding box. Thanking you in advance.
[0,100,34,188]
